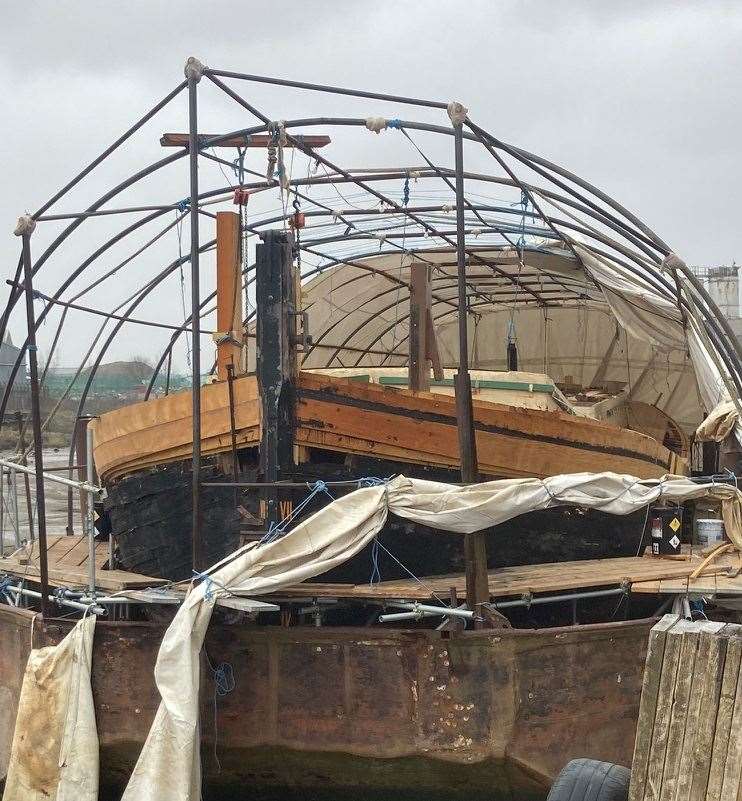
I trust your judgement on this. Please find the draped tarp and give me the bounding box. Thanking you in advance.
[574,245,739,442]
[696,400,740,443]
[120,472,742,801]
[288,245,730,439]
[2,615,98,801]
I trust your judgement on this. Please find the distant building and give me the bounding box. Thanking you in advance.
[0,332,29,411]
[691,263,742,343]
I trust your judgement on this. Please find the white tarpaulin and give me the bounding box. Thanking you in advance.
[290,244,739,444]
[2,615,98,801]
[574,245,740,443]
[697,400,739,443]
[120,472,742,801]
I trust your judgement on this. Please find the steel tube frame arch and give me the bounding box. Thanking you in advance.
[6,110,665,339]
[62,238,218,529]
[199,83,553,307]
[0,80,188,345]
[300,266,591,370]
[6,72,741,446]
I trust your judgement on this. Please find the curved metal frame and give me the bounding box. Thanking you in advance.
[2,64,740,448]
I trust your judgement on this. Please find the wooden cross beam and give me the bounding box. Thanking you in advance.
[160,133,331,148]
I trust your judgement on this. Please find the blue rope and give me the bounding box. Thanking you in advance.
[191,570,229,601]
[387,119,403,129]
[369,539,382,586]
[356,476,388,488]
[260,480,335,544]
[211,661,235,696]
[176,198,190,213]
[403,176,410,207]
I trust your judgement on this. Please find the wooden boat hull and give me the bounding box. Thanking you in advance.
[0,605,652,799]
[92,373,682,482]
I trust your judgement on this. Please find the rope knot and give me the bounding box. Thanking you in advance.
[183,56,205,82]
[446,101,468,126]
[13,214,35,237]
[365,117,388,134]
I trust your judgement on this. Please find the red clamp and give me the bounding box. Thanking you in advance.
[289,211,306,230]
[233,187,251,206]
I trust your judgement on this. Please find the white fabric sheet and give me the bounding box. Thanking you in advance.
[2,615,98,801]
[574,246,739,442]
[120,472,742,801]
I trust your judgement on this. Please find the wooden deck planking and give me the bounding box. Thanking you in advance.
[281,554,736,602]
[0,535,164,590]
[633,572,742,596]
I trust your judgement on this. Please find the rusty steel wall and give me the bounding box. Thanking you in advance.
[0,607,653,798]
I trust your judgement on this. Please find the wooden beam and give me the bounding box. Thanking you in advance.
[216,211,243,380]
[408,263,430,392]
[161,133,331,149]
[409,262,443,390]
[426,314,444,381]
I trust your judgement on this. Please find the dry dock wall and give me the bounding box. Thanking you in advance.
[0,606,654,797]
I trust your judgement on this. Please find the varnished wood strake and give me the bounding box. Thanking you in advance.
[91,372,685,481]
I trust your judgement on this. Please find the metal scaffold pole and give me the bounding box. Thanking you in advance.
[186,56,204,573]
[14,214,51,617]
[451,104,489,622]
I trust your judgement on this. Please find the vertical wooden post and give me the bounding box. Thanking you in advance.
[409,262,443,392]
[216,211,243,381]
[409,262,430,393]
[256,230,297,530]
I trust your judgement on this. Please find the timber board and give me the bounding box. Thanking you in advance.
[0,535,165,590]
[276,554,735,602]
[92,371,679,480]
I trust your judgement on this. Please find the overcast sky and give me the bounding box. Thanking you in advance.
[1,0,741,372]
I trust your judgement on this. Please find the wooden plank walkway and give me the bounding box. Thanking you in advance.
[629,616,742,801]
[0,535,165,590]
[282,554,736,602]
[633,551,742,596]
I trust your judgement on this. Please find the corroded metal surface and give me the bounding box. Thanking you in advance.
[0,606,652,798]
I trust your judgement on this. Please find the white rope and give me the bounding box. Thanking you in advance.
[365,117,388,134]
[446,101,468,126]
[13,214,35,237]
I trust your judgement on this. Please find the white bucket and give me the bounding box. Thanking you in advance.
[696,518,726,548]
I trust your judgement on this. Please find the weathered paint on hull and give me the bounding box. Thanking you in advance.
[0,605,652,799]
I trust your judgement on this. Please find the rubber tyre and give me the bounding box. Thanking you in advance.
[546,758,631,801]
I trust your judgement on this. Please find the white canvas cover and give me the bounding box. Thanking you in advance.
[121,472,742,801]
[280,244,740,444]
[574,246,735,427]
[2,615,98,801]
